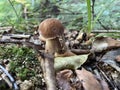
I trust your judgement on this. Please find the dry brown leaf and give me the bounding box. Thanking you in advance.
[76,68,102,90]
[76,32,95,41]
[92,37,120,52]
[76,32,84,41]
[56,69,82,90]
[97,78,110,90]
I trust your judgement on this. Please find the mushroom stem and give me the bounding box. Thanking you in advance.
[40,54,56,90]
[55,35,76,57]
[45,37,63,54]
[43,37,63,90]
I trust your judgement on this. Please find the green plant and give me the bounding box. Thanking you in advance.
[0,45,37,81]
[86,0,91,33]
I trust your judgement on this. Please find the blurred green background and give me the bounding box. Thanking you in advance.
[0,0,120,33]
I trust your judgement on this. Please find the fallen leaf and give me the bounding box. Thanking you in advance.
[56,69,82,90]
[56,69,74,90]
[91,37,120,52]
[54,54,88,72]
[76,68,102,90]
[101,48,120,72]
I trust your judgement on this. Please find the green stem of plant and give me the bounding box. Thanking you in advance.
[86,0,92,33]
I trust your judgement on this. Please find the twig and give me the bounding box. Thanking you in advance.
[96,65,116,90]
[0,39,24,44]
[71,49,90,55]
[92,30,120,33]
[0,38,44,50]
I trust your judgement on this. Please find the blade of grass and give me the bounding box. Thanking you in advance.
[86,0,91,33]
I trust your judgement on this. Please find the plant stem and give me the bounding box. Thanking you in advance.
[86,0,92,33]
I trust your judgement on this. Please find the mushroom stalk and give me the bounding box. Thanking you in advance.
[40,54,56,90]
[43,37,62,90]
[45,37,62,54]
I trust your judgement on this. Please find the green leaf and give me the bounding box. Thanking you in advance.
[54,54,88,72]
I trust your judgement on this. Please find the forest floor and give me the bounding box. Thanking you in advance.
[0,29,120,90]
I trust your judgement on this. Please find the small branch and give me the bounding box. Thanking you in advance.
[92,30,120,33]
[0,39,24,44]
[71,49,90,55]
[0,26,12,34]
[0,26,12,30]
[96,65,116,89]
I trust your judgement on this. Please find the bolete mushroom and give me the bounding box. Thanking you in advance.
[39,18,64,55]
[39,18,75,57]
[38,18,65,90]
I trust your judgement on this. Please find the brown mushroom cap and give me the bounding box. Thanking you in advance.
[39,18,64,39]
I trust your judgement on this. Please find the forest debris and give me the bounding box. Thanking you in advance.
[106,61,120,72]
[81,39,93,46]
[96,65,117,90]
[0,26,12,34]
[94,69,110,90]
[100,48,120,72]
[56,69,82,90]
[57,68,104,90]
[1,34,30,40]
[1,73,12,88]
[55,50,76,57]
[92,30,120,33]
[98,78,110,90]
[71,49,90,55]
[91,37,120,52]
[20,80,34,90]
[111,72,120,89]
[76,68,102,90]
[54,54,88,72]
[76,32,85,41]
[76,32,95,41]
[115,55,120,62]
[10,34,30,39]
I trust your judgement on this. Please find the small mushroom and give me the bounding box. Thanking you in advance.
[38,18,65,90]
[38,18,64,54]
